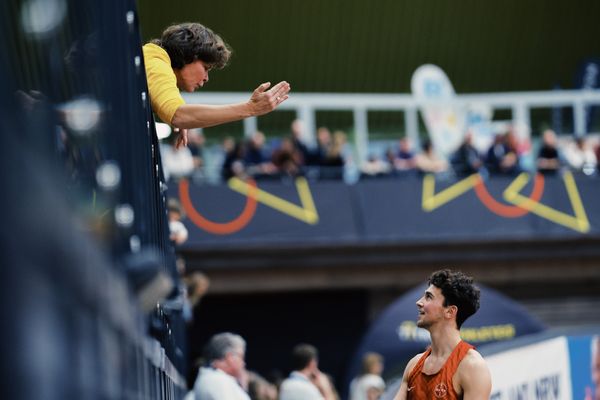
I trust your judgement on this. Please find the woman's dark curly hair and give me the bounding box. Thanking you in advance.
[151,22,231,70]
[429,269,480,328]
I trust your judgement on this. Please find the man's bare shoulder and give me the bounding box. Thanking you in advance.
[392,352,427,400]
[461,348,488,370]
[403,352,425,380]
[456,348,492,397]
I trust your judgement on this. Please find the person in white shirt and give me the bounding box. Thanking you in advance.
[167,199,188,245]
[349,352,386,400]
[193,332,250,400]
[279,344,336,400]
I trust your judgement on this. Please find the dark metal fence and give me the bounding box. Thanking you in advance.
[0,0,187,398]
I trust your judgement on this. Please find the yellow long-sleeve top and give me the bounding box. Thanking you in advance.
[142,43,185,124]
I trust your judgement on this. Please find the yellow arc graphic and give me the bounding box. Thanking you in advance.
[422,172,590,233]
[228,176,319,225]
[503,171,590,233]
[422,173,480,211]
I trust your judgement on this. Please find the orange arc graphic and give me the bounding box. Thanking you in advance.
[474,173,545,218]
[178,179,258,235]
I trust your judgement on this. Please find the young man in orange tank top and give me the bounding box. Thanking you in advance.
[393,269,491,400]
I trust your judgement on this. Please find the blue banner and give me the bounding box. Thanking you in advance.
[171,173,600,249]
[569,335,597,400]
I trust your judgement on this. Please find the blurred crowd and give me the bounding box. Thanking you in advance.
[361,127,599,179]
[160,119,353,184]
[160,120,600,185]
[180,332,386,400]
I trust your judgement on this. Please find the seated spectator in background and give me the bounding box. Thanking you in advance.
[485,132,520,175]
[247,371,278,400]
[187,128,206,169]
[392,137,417,172]
[306,126,333,166]
[360,153,391,178]
[290,119,310,165]
[160,130,195,181]
[168,198,188,246]
[415,139,448,174]
[349,352,385,400]
[193,332,251,400]
[279,344,336,400]
[451,131,483,176]
[244,130,277,179]
[563,136,597,175]
[384,147,397,170]
[536,129,561,175]
[272,137,304,177]
[222,139,247,181]
[319,130,347,180]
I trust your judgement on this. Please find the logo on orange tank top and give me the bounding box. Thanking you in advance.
[434,383,448,398]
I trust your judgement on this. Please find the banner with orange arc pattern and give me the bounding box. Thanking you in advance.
[172,174,597,247]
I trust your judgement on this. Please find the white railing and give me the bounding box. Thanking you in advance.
[184,90,600,165]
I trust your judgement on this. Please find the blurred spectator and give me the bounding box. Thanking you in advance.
[248,371,278,400]
[415,139,448,174]
[508,125,531,157]
[392,137,417,172]
[306,126,332,166]
[161,131,195,181]
[279,344,336,400]
[290,119,310,164]
[360,153,391,178]
[384,148,396,170]
[176,266,210,325]
[349,352,385,400]
[193,332,251,400]
[182,271,210,309]
[188,128,206,169]
[222,136,236,155]
[485,133,520,175]
[451,131,483,176]
[222,138,247,181]
[563,137,597,175]
[320,130,347,180]
[536,129,561,175]
[168,198,188,246]
[272,137,304,177]
[244,131,278,179]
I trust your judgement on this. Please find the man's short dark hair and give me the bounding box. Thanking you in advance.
[151,22,231,69]
[291,343,318,371]
[429,269,480,329]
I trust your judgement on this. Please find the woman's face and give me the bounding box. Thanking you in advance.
[175,60,211,92]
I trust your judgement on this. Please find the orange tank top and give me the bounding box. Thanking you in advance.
[407,340,474,400]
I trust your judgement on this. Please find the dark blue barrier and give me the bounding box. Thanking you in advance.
[173,173,600,249]
[2,0,187,398]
